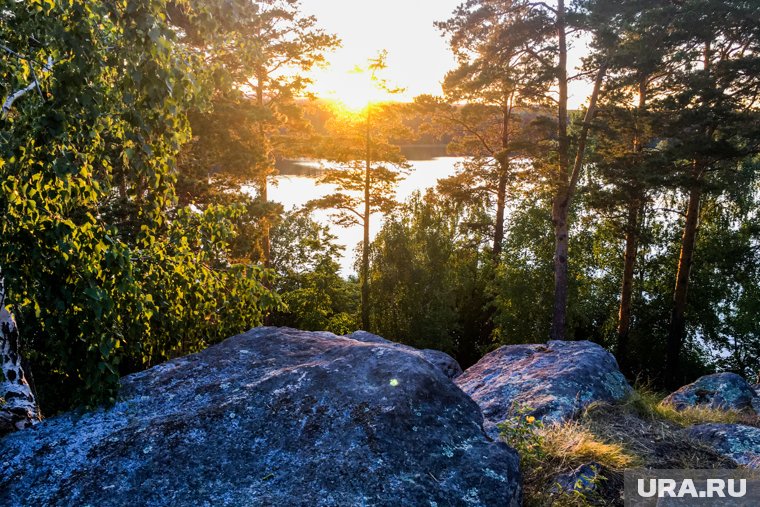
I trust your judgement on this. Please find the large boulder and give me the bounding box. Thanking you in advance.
[0,327,520,506]
[345,330,463,379]
[686,424,760,468]
[663,373,758,413]
[456,340,632,436]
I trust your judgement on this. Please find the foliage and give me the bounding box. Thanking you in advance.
[498,404,547,466]
[489,186,620,347]
[368,190,496,364]
[269,211,358,334]
[0,0,279,411]
[132,205,279,365]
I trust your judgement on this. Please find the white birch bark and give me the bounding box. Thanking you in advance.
[0,47,47,432]
[0,278,39,434]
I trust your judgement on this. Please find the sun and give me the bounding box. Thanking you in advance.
[317,68,398,113]
[310,52,405,113]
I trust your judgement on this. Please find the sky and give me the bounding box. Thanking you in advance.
[301,0,462,105]
[301,0,592,108]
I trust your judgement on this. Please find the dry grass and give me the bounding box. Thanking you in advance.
[623,388,759,428]
[538,421,639,470]
[502,414,634,506]
[508,388,755,506]
[582,400,737,471]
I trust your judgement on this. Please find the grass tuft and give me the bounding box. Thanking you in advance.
[498,387,757,506]
[500,405,634,506]
[537,421,638,469]
[623,387,758,428]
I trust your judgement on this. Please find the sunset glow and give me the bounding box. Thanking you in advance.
[322,65,399,113]
[301,0,594,108]
[301,0,461,103]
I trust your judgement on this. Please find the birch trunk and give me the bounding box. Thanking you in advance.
[1,278,40,434]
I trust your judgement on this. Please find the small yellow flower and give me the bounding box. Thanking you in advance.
[525,416,536,424]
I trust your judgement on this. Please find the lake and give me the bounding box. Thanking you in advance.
[267,146,462,275]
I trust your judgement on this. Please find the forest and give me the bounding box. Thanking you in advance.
[1,0,760,423]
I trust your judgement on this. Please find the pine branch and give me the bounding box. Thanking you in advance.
[567,63,608,199]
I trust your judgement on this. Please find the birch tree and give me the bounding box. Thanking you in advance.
[0,278,39,433]
[1,0,279,414]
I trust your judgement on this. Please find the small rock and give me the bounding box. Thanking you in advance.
[686,424,760,468]
[663,373,758,413]
[553,462,604,493]
[456,340,632,437]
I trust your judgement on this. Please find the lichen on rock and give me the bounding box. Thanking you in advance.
[0,327,519,506]
[455,340,632,437]
[663,373,758,414]
[686,423,760,468]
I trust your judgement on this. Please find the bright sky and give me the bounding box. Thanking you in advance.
[301,0,592,109]
[302,0,461,106]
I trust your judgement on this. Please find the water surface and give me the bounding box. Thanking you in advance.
[267,146,462,274]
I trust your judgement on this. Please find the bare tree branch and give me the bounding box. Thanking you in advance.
[528,1,558,14]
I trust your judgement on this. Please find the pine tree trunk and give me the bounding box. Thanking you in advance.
[616,200,639,370]
[617,79,647,369]
[1,278,40,434]
[493,166,508,257]
[551,195,570,341]
[361,107,372,330]
[666,180,702,387]
[550,0,570,341]
[256,76,271,267]
[666,42,712,386]
[258,175,271,267]
[493,106,511,257]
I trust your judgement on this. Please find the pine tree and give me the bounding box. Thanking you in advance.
[656,0,760,385]
[430,0,553,257]
[308,53,408,330]
[581,0,679,369]
[172,0,339,264]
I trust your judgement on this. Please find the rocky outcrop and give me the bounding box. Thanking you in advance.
[686,424,760,468]
[0,327,519,507]
[345,330,463,379]
[456,341,632,436]
[663,373,758,413]
[551,462,622,503]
